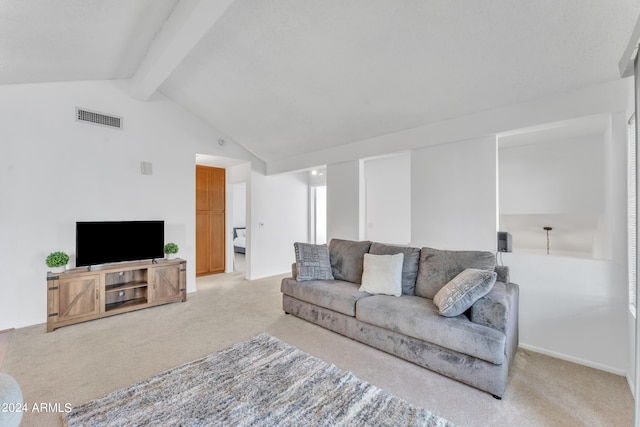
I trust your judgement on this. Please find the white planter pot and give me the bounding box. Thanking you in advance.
[50,265,66,273]
[166,253,176,260]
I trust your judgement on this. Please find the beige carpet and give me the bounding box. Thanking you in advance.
[1,272,633,427]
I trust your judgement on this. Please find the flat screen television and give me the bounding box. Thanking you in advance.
[76,221,165,267]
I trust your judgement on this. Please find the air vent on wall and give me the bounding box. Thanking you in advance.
[76,107,122,130]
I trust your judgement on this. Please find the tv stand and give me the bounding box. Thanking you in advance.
[46,258,186,332]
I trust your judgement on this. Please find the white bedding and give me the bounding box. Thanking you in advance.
[233,236,246,248]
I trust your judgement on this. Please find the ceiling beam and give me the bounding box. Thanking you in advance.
[130,0,235,101]
[619,12,640,78]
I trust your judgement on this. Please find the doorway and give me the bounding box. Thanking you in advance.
[232,182,247,272]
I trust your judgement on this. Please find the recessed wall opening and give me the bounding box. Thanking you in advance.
[497,114,611,259]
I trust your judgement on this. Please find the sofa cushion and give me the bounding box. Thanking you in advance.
[415,247,496,299]
[329,239,372,284]
[356,295,506,364]
[434,269,497,317]
[369,243,421,295]
[359,253,404,297]
[281,277,370,317]
[294,242,334,281]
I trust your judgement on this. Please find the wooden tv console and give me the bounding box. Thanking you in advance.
[46,258,186,332]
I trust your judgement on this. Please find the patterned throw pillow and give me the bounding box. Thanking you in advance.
[433,268,497,317]
[294,242,334,281]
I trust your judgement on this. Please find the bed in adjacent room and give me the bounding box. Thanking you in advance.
[233,227,246,254]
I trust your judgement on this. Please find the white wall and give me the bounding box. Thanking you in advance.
[327,160,364,241]
[364,153,411,245]
[505,252,627,374]
[247,170,309,279]
[411,136,498,251]
[500,136,605,215]
[232,182,247,227]
[0,79,263,330]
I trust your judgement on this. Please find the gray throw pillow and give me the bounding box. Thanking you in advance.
[415,247,496,298]
[433,268,497,317]
[329,239,372,284]
[369,243,420,295]
[294,242,334,281]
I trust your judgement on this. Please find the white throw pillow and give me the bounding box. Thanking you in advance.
[359,253,404,297]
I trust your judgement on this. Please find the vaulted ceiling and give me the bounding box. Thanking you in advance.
[1,0,638,165]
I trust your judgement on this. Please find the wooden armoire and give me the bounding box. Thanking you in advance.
[196,165,225,276]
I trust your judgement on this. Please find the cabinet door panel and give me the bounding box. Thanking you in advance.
[209,167,225,212]
[196,166,210,212]
[58,275,100,321]
[152,265,181,302]
[209,212,225,273]
[196,211,210,276]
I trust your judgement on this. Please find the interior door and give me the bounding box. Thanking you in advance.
[196,165,226,276]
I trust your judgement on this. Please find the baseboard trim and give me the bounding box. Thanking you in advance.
[519,343,626,377]
[627,373,635,399]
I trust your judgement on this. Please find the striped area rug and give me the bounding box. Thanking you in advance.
[64,333,455,426]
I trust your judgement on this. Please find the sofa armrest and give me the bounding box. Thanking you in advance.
[494,265,510,284]
[291,263,297,280]
[468,281,519,334]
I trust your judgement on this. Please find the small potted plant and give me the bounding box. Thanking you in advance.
[46,251,69,273]
[164,243,179,260]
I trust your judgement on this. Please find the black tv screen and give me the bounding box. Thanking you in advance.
[76,221,165,267]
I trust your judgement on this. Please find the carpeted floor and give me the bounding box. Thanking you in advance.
[65,333,454,427]
[1,271,634,426]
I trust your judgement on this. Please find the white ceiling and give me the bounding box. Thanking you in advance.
[1,0,639,165]
[0,0,178,84]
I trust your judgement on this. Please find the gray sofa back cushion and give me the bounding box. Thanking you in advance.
[369,243,420,295]
[415,247,496,298]
[329,239,372,284]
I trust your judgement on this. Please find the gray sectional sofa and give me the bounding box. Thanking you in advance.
[281,239,519,398]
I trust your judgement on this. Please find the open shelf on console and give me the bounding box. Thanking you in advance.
[104,268,149,311]
[105,281,148,292]
[105,269,147,288]
[105,297,148,312]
